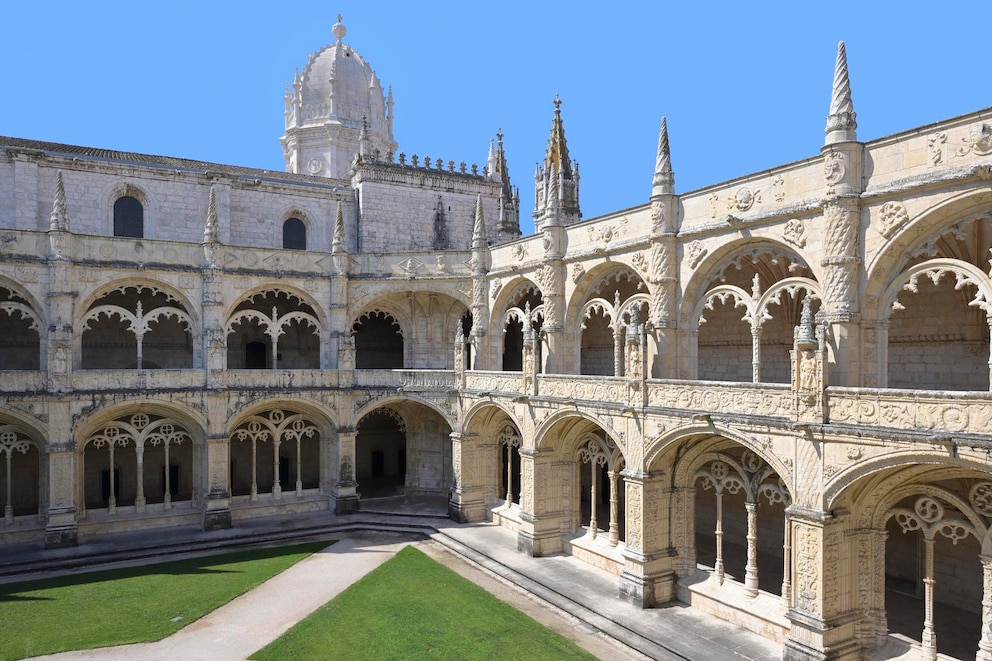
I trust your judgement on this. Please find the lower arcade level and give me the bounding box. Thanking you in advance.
[3,361,992,661]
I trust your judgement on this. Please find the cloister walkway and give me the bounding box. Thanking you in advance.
[1,502,781,661]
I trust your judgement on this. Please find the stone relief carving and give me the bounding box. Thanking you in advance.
[630,252,647,273]
[823,150,847,187]
[782,219,806,249]
[571,263,585,284]
[686,241,707,269]
[772,176,785,202]
[795,525,820,614]
[955,123,992,158]
[512,244,528,261]
[928,132,947,166]
[490,278,502,298]
[877,201,910,238]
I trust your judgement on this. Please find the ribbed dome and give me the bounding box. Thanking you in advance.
[281,17,396,179]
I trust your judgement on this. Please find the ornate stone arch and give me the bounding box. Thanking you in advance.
[225,284,326,328]
[564,262,647,332]
[645,423,793,496]
[533,409,625,461]
[863,188,992,300]
[459,400,524,438]
[353,395,453,431]
[679,238,817,328]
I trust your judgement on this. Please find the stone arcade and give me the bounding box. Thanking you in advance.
[2,18,992,661]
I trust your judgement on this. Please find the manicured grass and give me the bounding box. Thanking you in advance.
[0,541,329,661]
[251,545,597,661]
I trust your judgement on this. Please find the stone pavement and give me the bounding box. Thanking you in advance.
[433,522,781,661]
[3,501,782,660]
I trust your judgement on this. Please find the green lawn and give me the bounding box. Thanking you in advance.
[252,545,597,661]
[0,541,329,661]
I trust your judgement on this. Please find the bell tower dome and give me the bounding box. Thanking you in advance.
[280,16,397,180]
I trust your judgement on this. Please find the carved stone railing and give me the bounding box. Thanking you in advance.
[352,369,455,390]
[464,371,525,395]
[538,374,628,403]
[72,369,208,391]
[223,370,340,390]
[647,379,794,419]
[827,387,992,436]
[0,371,48,393]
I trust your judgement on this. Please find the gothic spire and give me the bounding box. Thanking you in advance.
[825,41,858,145]
[358,114,371,160]
[49,171,69,231]
[487,136,498,181]
[203,186,219,243]
[494,128,520,239]
[543,93,573,178]
[652,117,675,196]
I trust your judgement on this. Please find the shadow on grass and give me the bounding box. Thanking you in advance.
[0,542,331,597]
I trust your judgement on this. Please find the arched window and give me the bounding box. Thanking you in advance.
[113,196,144,238]
[283,218,306,250]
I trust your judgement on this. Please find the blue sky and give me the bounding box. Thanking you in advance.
[2,2,988,237]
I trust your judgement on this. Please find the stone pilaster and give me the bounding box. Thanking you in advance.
[201,392,231,530]
[783,507,859,661]
[332,428,359,514]
[619,471,676,607]
[516,446,565,556]
[44,401,76,547]
[448,431,490,522]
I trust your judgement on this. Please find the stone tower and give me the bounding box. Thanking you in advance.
[533,95,580,231]
[280,15,397,180]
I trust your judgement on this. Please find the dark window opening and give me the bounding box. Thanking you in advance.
[283,217,306,250]
[113,196,144,238]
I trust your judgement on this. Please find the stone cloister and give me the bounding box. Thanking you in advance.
[3,21,992,660]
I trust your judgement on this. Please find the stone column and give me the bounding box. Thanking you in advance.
[44,398,77,548]
[783,507,859,661]
[619,471,676,607]
[744,501,760,596]
[332,428,359,514]
[134,445,146,511]
[516,446,565,556]
[647,118,681,379]
[537,225,567,375]
[976,556,992,661]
